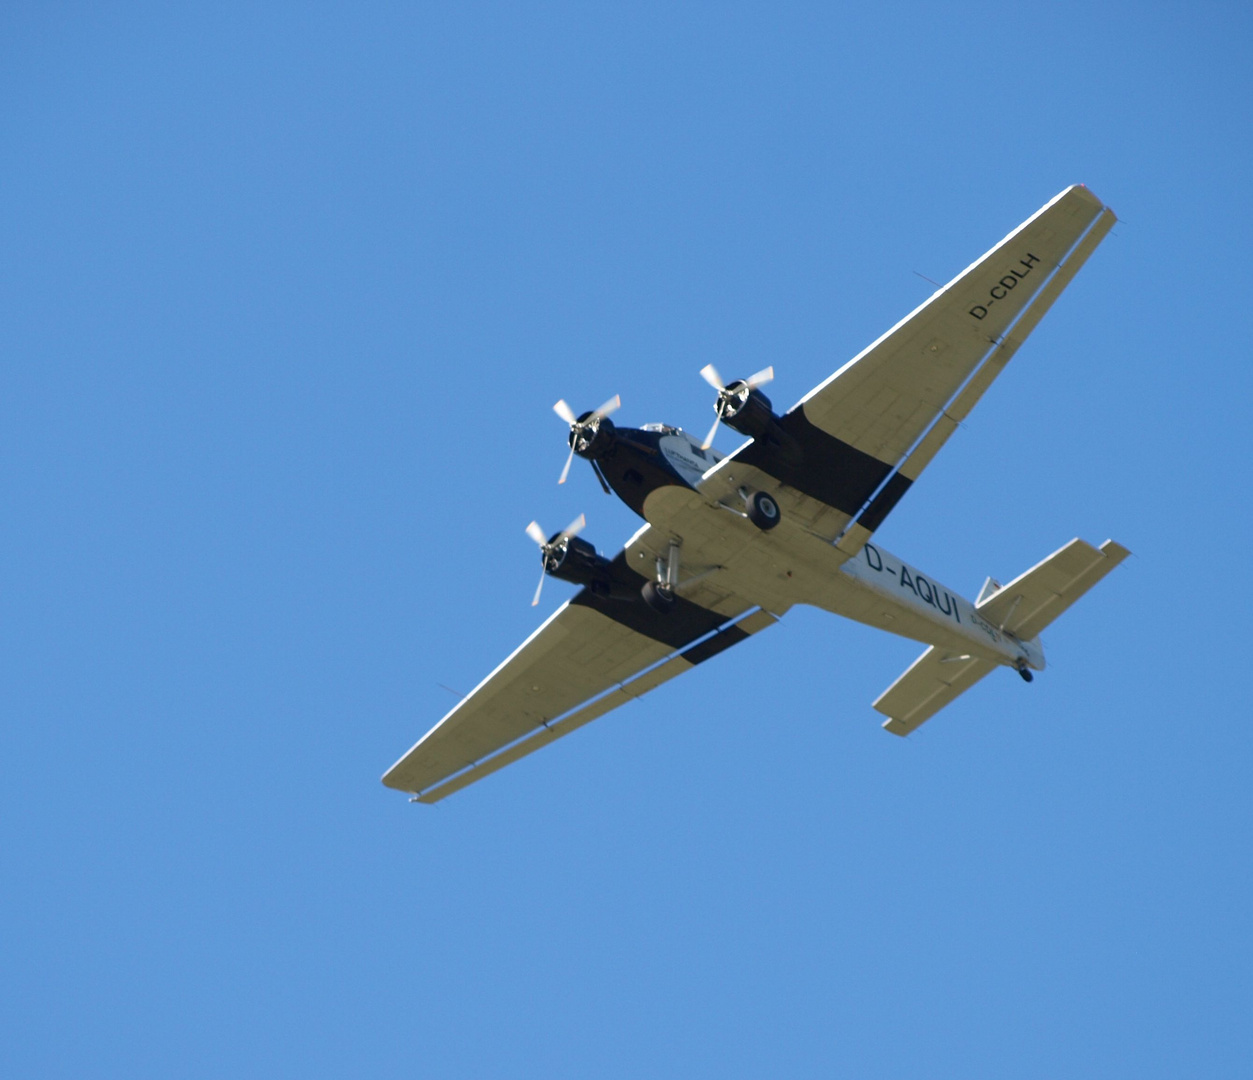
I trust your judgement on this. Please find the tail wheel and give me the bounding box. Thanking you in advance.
[641,581,677,614]
[746,491,781,531]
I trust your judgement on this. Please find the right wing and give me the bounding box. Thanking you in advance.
[383,573,776,802]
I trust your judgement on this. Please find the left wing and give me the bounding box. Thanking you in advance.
[698,185,1116,552]
[798,186,1109,472]
[383,571,775,802]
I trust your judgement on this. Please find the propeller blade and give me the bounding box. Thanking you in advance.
[700,363,724,391]
[557,443,576,485]
[531,567,546,607]
[746,365,774,389]
[594,394,621,419]
[560,512,586,540]
[701,412,722,451]
[525,520,547,547]
[553,399,578,425]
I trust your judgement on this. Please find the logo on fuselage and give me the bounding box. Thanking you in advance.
[659,433,718,487]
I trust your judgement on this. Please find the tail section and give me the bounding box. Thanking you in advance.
[876,648,998,736]
[875,538,1129,736]
[975,538,1130,641]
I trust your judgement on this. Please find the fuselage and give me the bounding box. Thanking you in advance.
[577,418,1041,672]
[585,422,720,517]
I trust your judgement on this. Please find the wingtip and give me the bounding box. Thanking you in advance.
[1099,539,1132,563]
[881,716,911,737]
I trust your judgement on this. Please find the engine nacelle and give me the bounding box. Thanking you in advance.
[543,534,614,595]
[721,385,777,439]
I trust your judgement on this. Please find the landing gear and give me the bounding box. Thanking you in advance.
[641,580,677,614]
[1016,660,1034,683]
[642,538,682,614]
[745,490,781,531]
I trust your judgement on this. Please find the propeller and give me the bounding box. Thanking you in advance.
[525,513,587,606]
[699,364,774,449]
[553,394,621,484]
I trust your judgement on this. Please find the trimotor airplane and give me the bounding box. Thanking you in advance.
[384,185,1129,803]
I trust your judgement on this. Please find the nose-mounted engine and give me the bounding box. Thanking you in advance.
[568,410,616,459]
[553,395,621,485]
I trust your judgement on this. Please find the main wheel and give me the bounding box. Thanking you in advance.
[745,490,781,531]
[641,580,677,614]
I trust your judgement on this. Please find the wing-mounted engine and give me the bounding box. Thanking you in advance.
[525,515,614,605]
[543,532,612,590]
[699,364,801,463]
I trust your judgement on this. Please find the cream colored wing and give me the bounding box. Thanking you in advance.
[383,580,775,802]
[699,186,1115,552]
[800,185,1108,464]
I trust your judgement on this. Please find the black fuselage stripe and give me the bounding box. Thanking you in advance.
[591,429,691,518]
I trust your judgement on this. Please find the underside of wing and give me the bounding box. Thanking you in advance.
[801,186,1108,463]
[383,573,776,802]
[702,186,1115,551]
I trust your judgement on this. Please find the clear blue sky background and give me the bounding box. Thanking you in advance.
[3,4,1251,1077]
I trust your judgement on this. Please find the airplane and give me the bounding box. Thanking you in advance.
[383,184,1129,803]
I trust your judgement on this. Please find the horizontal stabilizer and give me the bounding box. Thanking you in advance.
[875,647,997,736]
[976,538,1130,641]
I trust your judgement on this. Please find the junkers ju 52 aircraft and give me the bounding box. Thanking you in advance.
[384,185,1129,803]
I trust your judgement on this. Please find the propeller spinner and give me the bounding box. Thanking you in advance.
[553,394,621,484]
[699,364,774,449]
[525,513,587,606]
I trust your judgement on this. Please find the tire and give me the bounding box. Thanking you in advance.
[745,490,781,531]
[641,580,677,614]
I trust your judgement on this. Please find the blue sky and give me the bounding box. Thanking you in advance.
[3,3,1251,1077]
